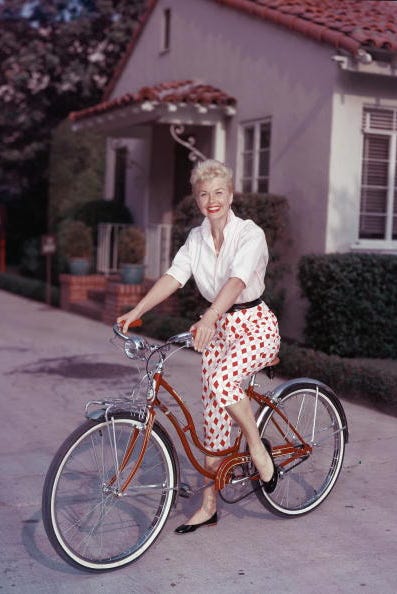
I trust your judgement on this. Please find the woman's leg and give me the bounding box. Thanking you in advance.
[226,397,274,482]
[183,455,220,525]
[183,333,227,525]
[205,307,280,482]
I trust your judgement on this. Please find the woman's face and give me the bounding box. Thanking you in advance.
[194,176,233,222]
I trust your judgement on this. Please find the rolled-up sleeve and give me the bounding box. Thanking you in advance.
[229,222,268,286]
[165,234,193,288]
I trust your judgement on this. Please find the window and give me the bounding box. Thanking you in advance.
[161,8,171,52]
[240,119,271,193]
[359,108,397,241]
[114,147,127,204]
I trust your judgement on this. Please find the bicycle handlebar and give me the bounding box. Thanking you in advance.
[112,323,194,349]
[112,321,142,341]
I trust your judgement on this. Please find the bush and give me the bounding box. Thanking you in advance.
[172,193,290,319]
[48,120,106,228]
[118,227,145,264]
[19,237,45,279]
[278,341,397,409]
[57,220,94,259]
[299,253,397,358]
[0,272,59,306]
[74,199,133,238]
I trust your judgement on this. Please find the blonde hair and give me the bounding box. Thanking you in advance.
[190,159,234,193]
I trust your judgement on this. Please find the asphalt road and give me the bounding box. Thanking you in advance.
[0,289,396,594]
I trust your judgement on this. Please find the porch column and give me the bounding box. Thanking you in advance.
[212,121,226,162]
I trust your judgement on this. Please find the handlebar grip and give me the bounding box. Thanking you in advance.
[113,319,143,340]
[129,319,143,328]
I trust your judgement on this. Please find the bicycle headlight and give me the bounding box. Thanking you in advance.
[124,337,147,359]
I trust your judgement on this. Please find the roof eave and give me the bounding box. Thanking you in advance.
[70,101,236,132]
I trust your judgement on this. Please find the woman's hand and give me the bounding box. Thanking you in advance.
[117,308,140,335]
[190,309,218,352]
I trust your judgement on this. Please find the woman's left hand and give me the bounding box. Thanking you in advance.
[190,311,218,352]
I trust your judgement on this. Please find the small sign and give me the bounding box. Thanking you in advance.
[41,234,56,255]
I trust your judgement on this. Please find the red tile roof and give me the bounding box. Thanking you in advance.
[72,0,397,123]
[220,0,397,54]
[69,80,237,122]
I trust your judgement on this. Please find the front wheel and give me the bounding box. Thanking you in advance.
[255,383,347,517]
[42,414,177,571]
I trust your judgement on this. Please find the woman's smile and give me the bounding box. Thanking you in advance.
[195,176,233,221]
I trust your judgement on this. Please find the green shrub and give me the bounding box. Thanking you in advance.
[19,237,45,279]
[57,220,94,259]
[48,120,106,228]
[278,341,397,408]
[118,227,145,264]
[74,199,133,237]
[172,193,290,319]
[0,272,59,306]
[299,253,397,358]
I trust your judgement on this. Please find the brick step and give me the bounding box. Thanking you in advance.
[87,288,106,303]
[70,299,103,321]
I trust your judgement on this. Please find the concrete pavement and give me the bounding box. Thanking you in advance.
[0,289,396,594]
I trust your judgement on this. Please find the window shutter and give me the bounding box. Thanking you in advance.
[359,134,389,239]
[363,108,396,132]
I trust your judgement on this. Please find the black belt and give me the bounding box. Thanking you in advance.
[226,298,263,313]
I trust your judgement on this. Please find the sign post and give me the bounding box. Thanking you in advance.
[41,235,56,305]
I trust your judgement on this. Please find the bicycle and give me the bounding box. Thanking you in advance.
[42,323,349,572]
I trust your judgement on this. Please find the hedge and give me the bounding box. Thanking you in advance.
[278,341,397,409]
[0,272,59,306]
[172,192,290,319]
[299,253,397,358]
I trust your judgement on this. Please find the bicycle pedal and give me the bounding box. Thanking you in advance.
[178,482,194,498]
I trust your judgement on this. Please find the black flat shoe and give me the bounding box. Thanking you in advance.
[174,512,218,534]
[261,438,278,494]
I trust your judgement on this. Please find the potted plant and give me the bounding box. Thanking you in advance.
[118,226,146,284]
[58,220,94,275]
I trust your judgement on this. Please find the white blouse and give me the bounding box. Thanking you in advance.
[166,209,269,303]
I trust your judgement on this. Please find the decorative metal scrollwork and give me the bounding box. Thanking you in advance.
[170,124,207,162]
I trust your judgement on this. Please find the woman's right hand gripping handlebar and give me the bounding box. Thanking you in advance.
[117,308,142,335]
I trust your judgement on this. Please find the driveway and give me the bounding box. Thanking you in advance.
[0,290,396,594]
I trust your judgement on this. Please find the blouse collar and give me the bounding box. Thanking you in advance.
[201,208,236,244]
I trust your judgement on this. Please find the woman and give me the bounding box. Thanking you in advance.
[117,159,280,534]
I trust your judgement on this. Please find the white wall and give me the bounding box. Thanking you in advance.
[108,0,377,338]
[327,71,397,253]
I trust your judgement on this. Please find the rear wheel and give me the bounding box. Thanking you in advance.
[255,384,346,517]
[42,414,177,571]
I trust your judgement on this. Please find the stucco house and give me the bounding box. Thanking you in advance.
[69,0,397,339]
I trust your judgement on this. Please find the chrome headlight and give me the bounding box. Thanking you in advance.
[124,337,147,360]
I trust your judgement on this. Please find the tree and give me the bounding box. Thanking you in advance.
[0,0,146,262]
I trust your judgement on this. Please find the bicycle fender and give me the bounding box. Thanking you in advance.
[257,377,349,443]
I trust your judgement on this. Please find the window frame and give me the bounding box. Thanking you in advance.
[356,107,397,251]
[160,7,171,54]
[238,118,272,194]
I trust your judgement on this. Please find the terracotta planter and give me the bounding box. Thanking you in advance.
[120,263,144,284]
[69,258,91,276]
